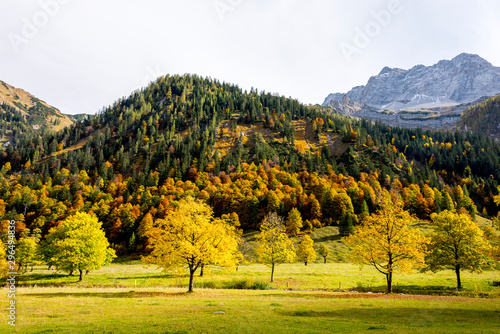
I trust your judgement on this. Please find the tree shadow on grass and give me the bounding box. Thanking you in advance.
[19,273,69,280]
[112,274,176,280]
[312,234,342,243]
[278,307,500,327]
[352,284,467,296]
[27,291,192,299]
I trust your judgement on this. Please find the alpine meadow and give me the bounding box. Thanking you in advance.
[2,1,500,333]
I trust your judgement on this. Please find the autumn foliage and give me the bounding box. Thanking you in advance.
[344,193,429,293]
[142,197,240,292]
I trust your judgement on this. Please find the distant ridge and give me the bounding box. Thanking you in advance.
[323,53,500,111]
[0,80,73,145]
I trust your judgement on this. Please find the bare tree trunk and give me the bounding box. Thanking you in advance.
[188,267,196,292]
[271,263,275,282]
[386,272,393,293]
[69,270,74,276]
[79,269,83,282]
[200,264,204,277]
[323,256,327,263]
[304,261,307,266]
[386,258,393,293]
[455,265,462,291]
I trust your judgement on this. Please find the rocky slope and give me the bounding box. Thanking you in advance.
[323,53,500,110]
[329,94,489,130]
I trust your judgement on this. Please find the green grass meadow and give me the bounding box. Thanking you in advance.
[15,261,500,296]
[3,224,500,333]
[3,287,500,334]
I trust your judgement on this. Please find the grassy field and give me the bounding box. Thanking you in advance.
[6,223,500,332]
[16,222,500,296]
[3,287,500,333]
[16,260,500,297]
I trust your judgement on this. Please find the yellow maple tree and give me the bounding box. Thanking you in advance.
[344,193,429,292]
[426,210,493,290]
[41,212,116,281]
[142,196,240,292]
[256,212,295,282]
[296,234,316,266]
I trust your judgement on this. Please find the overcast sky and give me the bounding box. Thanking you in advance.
[1,0,500,114]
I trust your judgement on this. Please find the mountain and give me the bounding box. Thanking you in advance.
[457,94,500,139]
[2,74,500,249]
[0,80,73,146]
[5,74,500,184]
[323,53,500,110]
[326,94,490,130]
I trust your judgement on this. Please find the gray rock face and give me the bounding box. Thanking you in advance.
[328,95,490,131]
[323,53,500,110]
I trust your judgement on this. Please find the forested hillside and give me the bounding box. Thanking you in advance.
[0,80,74,146]
[457,94,500,139]
[1,74,499,254]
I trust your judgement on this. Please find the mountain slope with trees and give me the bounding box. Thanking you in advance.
[1,74,499,255]
[0,80,74,146]
[457,94,500,139]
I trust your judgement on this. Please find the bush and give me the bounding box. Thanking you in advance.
[223,278,270,290]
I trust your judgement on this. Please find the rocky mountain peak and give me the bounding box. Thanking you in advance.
[451,52,491,66]
[323,54,500,110]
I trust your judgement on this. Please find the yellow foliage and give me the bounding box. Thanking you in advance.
[256,212,295,282]
[296,235,316,265]
[142,197,240,292]
[427,210,493,290]
[494,186,500,207]
[42,212,115,280]
[0,241,8,278]
[2,162,11,173]
[344,194,429,292]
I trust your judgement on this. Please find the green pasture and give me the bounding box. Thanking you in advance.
[4,222,499,333]
[2,287,500,334]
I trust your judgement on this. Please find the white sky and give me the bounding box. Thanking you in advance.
[1,0,500,114]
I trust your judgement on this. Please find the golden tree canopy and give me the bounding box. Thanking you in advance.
[42,212,116,281]
[344,194,429,292]
[426,210,493,290]
[296,234,316,265]
[286,208,303,236]
[318,244,330,263]
[256,212,295,281]
[142,196,240,291]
